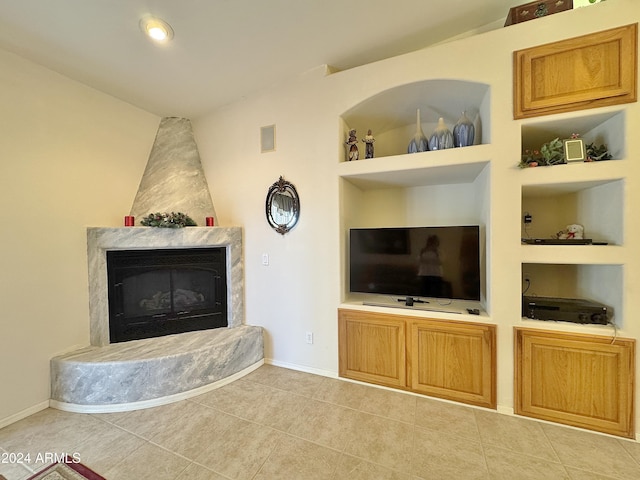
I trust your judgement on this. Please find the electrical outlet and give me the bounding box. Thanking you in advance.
[523,213,532,224]
[523,273,531,283]
[305,331,313,344]
[261,253,269,266]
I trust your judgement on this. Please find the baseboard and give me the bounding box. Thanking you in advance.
[0,400,49,430]
[264,358,338,379]
[497,405,515,416]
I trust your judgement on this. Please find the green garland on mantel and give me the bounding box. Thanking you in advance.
[140,212,197,228]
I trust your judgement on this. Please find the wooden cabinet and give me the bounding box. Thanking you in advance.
[515,327,635,438]
[513,23,637,119]
[338,309,406,388]
[408,318,496,409]
[338,309,496,408]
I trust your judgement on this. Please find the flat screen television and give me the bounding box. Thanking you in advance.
[349,226,481,301]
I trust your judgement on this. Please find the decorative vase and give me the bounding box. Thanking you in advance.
[428,117,454,151]
[453,111,475,147]
[408,109,428,153]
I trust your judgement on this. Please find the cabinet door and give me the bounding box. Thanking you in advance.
[338,309,406,388]
[514,23,637,119]
[515,327,635,438]
[408,318,496,408]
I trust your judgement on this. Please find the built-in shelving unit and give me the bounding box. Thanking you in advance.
[509,19,639,438]
[336,15,638,437]
[339,79,492,313]
[519,107,629,330]
[338,79,495,407]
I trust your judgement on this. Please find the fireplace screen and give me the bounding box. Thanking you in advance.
[107,248,227,343]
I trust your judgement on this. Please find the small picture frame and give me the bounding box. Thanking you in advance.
[563,138,586,162]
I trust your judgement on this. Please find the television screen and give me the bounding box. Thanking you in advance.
[349,226,481,301]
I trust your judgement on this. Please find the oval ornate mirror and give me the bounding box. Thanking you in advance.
[266,176,300,235]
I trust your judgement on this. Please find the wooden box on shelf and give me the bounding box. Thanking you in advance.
[515,327,635,438]
[504,0,573,27]
[513,23,638,119]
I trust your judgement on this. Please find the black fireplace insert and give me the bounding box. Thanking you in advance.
[106,247,227,343]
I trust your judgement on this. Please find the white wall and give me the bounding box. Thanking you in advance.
[0,49,159,424]
[193,0,640,424]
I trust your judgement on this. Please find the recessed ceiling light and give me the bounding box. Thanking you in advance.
[140,16,174,43]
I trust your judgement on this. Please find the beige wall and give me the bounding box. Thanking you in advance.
[0,49,159,423]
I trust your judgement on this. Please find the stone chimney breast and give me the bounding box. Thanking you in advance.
[130,117,216,225]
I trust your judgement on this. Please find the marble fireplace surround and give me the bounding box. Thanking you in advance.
[86,226,244,346]
[50,226,264,413]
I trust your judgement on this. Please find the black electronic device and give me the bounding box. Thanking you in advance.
[349,226,481,301]
[522,296,612,325]
[521,238,594,245]
[398,296,428,306]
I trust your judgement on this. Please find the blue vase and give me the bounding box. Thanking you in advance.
[408,109,428,153]
[428,117,454,151]
[453,111,475,148]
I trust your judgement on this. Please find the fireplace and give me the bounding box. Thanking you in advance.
[51,227,261,411]
[88,227,244,346]
[106,247,227,343]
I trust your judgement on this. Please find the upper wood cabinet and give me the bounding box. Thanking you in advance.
[514,23,637,119]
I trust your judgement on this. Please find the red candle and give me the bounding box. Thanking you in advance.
[124,216,135,227]
[205,217,215,226]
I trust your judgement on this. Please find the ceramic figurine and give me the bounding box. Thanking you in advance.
[408,109,428,153]
[346,129,359,161]
[362,129,375,158]
[428,117,454,150]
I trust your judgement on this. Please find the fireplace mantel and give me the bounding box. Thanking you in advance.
[87,227,244,346]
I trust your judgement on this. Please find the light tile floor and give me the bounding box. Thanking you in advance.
[1,364,640,479]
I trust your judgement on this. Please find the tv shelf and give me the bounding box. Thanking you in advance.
[363,300,466,315]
